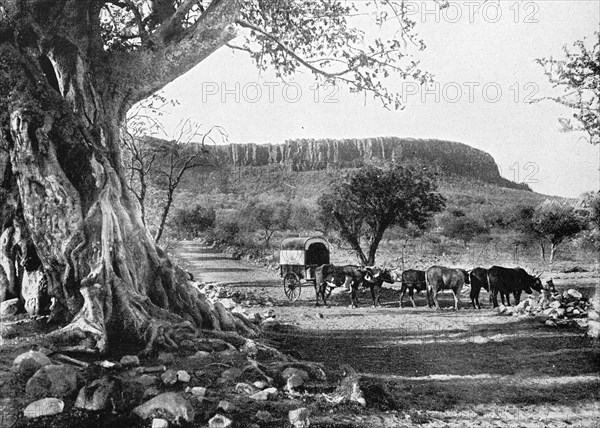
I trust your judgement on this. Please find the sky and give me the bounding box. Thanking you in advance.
[153,0,600,198]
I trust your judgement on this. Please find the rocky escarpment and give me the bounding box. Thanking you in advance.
[222,137,529,191]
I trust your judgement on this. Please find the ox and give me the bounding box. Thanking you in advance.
[314,264,365,307]
[426,266,470,310]
[469,267,489,309]
[391,269,427,308]
[351,266,395,308]
[487,266,542,308]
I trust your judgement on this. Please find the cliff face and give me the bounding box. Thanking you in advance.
[222,137,528,190]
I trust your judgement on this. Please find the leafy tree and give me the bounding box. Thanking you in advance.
[319,165,445,265]
[441,214,488,247]
[0,0,438,353]
[241,200,291,246]
[169,205,216,239]
[535,32,599,144]
[532,202,586,264]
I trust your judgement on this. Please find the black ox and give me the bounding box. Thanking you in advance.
[391,269,426,308]
[469,267,489,309]
[487,266,542,308]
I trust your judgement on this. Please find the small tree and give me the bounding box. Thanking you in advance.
[169,205,216,239]
[319,165,445,265]
[532,202,585,264]
[241,200,292,246]
[535,32,599,144]
[442,214,488,247]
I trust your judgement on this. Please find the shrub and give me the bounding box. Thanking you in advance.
[169,205,216,239]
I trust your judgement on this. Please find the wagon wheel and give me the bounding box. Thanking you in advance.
[283,273,302,302]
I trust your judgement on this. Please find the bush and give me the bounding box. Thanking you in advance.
[169,205,216,239]
[213,220,242,244]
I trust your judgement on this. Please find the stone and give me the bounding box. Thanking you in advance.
[282,367,309,382]
[97,360,117,369]
[550,300,562,309]
[219,298,237,309]
[133,392,194,424]
[120,355,140,367]
[12,350,51,378]
[574,319,588,329]
[157,352,175,364]
[220,367,242,381]
[23,398,64,418]
[161,369,178,385]
[545,319,557,327]
[217,400,234,412]
[249,387,277,400]
[208,414,232,428]
[253,381,267,389]
[289,407,311,428]
[26,365,78,399]
[567,289,583,299]
[152,418,169,428]
[0,298,20,318]
[75,376,120,411]
[235,382,256,395]
[350,382,366,407]
[587,320,600,339]
[177,370,191,383]
[190,386,207,397]
[286,373,305,391]
[555,308,566,317]
[588,310,599,320]
[135,374,158,386]
[143,387,161,400]
[255,410,273,422]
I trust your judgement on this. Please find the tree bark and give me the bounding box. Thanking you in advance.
[0,1,248,354]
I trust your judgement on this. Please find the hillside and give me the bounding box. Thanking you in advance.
[209,137,531,191]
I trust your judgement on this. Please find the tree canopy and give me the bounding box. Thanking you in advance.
[319,164,445,265]
[536,31,600,144]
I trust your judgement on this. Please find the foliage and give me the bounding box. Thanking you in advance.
[532,201,586,263]
[213,220,242,244]
[441,213,489,246]
[168,205,216,239]
[240,199,292,246]
[318,164,445,264]
[535,32,600,144]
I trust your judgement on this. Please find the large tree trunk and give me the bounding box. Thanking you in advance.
[0,1,248,354]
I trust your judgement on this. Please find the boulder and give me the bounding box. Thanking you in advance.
[220,367,243,381]
[134,374,158,386]
[249,387,277,401]
[217,400,235,412]
[235,382,256,395]
[12,350,51,378]
[286,373,305,391]
[289,407,311,428]
[255,410,273,422]
[23,398,64,419]
[161,370,178,385]
[177,370,191,383]
[152,418,169,428]
[119,355,140,367]
[253,381,267,389]
[282,367,309,382]
[133,392,194,424]
[75,376,120,411]
[550,301,562,309]
[567,289,583,299]
[189,386,207,397]
[0,298,20,318]
[26,365,78,399]
[209,414,232,428]
[157,352,175,364]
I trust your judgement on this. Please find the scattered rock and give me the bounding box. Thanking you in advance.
[209,414,233,428]
[23,398,64,419]
[255,410,273,422]
[97,360,118,369]
[567,289,583,299]
[219,298,237,310]
[25,364,78,399]
[282,367,309,382]
[545,319,557,327]
[220,367,243,381]
[235,382,256,395]
[253,381,267,389]
[135,374,158,386]
[119,355,140,367]
[133,392,194,424]
[75,376,120,411]
[289,407,311,428]
[587,320,600,339]
[190,386,207,397]
[12,350,51,378]
[152,418,169,428]
[157,352,175,364]
[177,370,191,383]
[1,298,21,318]
[143,387,161,400]
[286,373,305,391]
[161,369,178,385]
[249,387,277,400]
[218,400,235,412]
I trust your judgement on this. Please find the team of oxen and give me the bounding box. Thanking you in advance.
[314,264,550,309]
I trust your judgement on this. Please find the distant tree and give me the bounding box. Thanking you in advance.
[532,202,586,264]
[241,200,292,246]
[535,32,599,144]
[169,205,216,239]
[318,165,445,265]
[442,214,488,247]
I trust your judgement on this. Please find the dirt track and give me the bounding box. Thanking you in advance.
[175,241,600,427]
